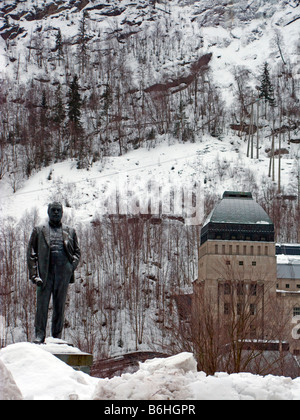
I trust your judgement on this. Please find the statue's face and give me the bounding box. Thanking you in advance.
[48,205,63,225]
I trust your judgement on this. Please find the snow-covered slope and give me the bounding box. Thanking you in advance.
[0,135,298,226]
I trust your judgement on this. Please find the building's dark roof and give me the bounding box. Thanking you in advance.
[203,191,273,226]
[201,191,274,244]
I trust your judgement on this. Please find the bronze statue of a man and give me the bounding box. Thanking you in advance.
[27,202,81,344]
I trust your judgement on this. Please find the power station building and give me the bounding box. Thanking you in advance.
[192,191,300,357]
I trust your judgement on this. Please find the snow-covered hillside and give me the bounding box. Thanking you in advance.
[1,343,300,400]
[0,1,299,114]
[0,0,299,216]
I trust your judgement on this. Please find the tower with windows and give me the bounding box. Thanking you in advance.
[193,191,277,341]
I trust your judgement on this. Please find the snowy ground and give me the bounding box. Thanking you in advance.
[1,343,300,400]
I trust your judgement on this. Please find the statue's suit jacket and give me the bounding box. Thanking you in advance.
[27,223,81,289]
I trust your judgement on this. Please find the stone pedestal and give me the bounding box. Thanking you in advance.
[40,338,93,374]
[53,352,93,374]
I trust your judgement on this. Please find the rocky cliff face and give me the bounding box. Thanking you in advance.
[0,0,298,140]
[191,0,283,26]
[0,1,119,39]
[0,0,293,39]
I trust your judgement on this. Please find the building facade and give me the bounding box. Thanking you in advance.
[193,191,300,356]
[276,245,300,354]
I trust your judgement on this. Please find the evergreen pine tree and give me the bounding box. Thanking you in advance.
[67,75,88,168]
[77,11,89,73]
[52,83,65,161]
[39,90,50,167]
[40,90,47,125]
[259,62,275,107]
[68,75,82,127]
[55,29,64,64]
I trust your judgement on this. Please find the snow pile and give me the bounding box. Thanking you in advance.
[93,352,198,400]
[190,372,299,400]
[1,343,300,400]
[0,360,23,400]
[0,343,98,400]
[93,353,300,400]
[40,337,91,355]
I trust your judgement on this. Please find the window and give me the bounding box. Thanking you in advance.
[226,260,230,265]
[258,246,261,255]
[286,284,290,289]
[236,245,240,255]
[224,283,231,295]
[250,304,256,315]
[293,307,300,317]
[239,261,244,266]
[250,284,257,296]
[237,283,244,296]
[252,261,256,266]
[224,303,230,315]
[222,245,226,254]
[297,285,300,289]
[250,246,254,255]
[265,246,268,256]
[243,245,247,255]
[215,244,218,254]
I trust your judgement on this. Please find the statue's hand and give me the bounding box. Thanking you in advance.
[31,276,43,286]
[35,277,43,286]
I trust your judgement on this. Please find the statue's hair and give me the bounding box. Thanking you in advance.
[47,201,63,213]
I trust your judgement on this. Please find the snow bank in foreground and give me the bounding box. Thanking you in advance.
[0,359,23,400]
[93,353,300,400]
[1,343,300,400]
[93,352,198,400]
[0,343,98,400]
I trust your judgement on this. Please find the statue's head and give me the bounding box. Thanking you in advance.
[48,201,63,226]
